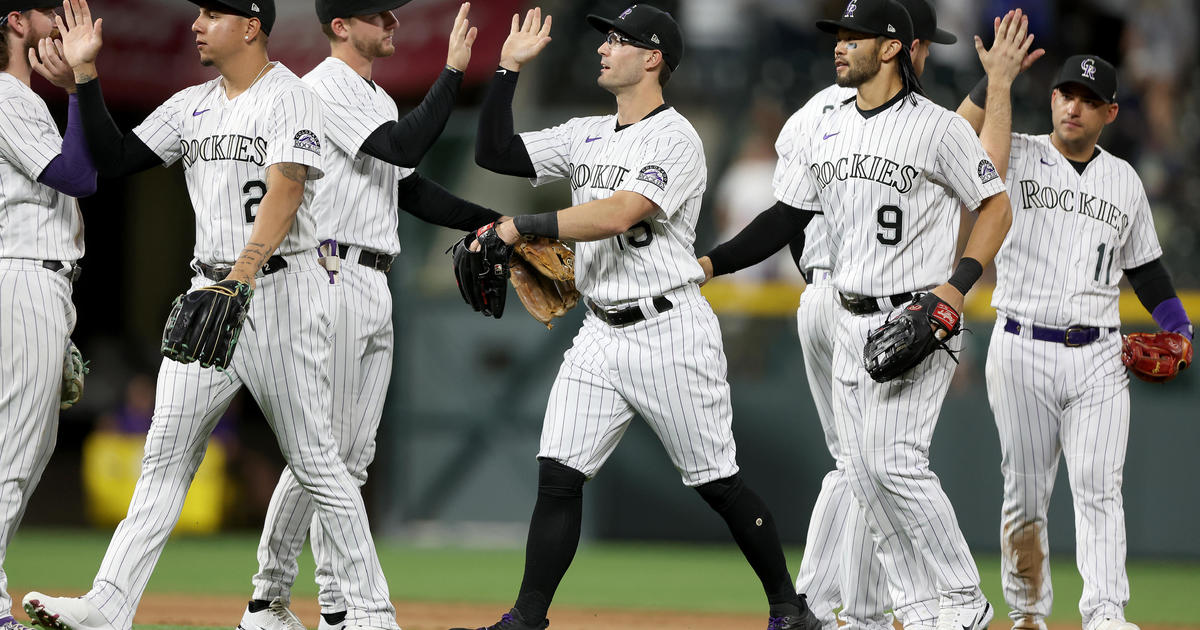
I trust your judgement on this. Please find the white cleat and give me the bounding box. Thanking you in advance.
[22,593,113,630]
[237,598,306,630]
[935,601,993,630]
[1091,619,1140,630]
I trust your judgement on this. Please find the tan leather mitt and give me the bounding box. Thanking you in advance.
[510,237,580,329]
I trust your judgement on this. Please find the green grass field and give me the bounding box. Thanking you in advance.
[8,529,1199,628]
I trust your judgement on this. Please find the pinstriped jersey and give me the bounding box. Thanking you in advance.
[992,134,1161,328]
[774,84,855,274]
[134,63,325,264]
[304,58,410,256]
[521,107,706,304]
[777,92,1006,297]
[0,73,84,261]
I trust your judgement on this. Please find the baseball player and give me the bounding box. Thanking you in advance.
[454,5,819,630]
[703,1,1012,629]
[957,18,1194,630]
[0,2,96,629]
[22,2,401,630]
[241,3,503,630]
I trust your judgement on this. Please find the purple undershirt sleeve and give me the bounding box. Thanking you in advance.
[1151,297,1193,340]
[37,94,98,198]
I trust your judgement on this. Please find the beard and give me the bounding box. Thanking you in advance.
[353,35,394,60]
[836,53,881,88]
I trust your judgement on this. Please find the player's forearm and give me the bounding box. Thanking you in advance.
[980,78,1015,181]
[475,67,535,177]
[956,77,987,135]
[228,165,307,283]
[557,193,657,241]
[705,201,815,277]
[960,191,1012,270]
[361,67,463,168]
[396,171,501,231]
[75,78,163,177]
[38,94,98,197]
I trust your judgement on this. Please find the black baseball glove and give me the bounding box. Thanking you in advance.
[161,279,254,370]
[863,292,962,383]
[451,222,514,319]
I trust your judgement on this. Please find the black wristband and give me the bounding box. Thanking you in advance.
[968,75,989,108]
[513,212,559,239]
[948,257,983,294]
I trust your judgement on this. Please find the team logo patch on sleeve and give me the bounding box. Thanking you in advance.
[977,159,998,184]
[293,130,321,155]
[636,165,668,190]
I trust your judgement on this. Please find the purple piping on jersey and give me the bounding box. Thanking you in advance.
[1151,297,1193,339]
[37,94,98,198]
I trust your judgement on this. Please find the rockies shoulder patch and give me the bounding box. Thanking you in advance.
[636,165,668,190]
[977,159,998,184]
[294,130,321,154]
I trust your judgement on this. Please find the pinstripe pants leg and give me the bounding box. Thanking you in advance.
[0,265,74,618]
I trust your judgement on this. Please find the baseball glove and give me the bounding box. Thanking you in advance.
[161,279,254,370]
[451,222,514,319]
[1121,331,1192,383]
[863,292,962,383]
[510,236,579,328]
[60,340,89,411]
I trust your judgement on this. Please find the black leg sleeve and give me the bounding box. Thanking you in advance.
[75,79,163,177]
[396,172,501,231]
[475,67,535,177]
[514,458,587,625]
[695,474,798,607]
[359,67,462,168]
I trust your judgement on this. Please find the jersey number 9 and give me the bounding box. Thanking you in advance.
[876,205,903,246]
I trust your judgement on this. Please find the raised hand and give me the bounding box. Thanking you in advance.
[29,37,76,93]
[56,0,103,78]
[974,9,1044,86]
[446,2,478,72]
[499,7,551,72]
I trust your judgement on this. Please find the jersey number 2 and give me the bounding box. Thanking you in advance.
[243,180,267,223]
[876,205,903,246]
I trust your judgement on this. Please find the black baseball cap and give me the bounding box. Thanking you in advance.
[587,4,684,71]
[816,0,914,47]
[0,0,61,13]
[316,0,411,24]
[1052,54,1118,104]
[896,0,955,44]
[188,0,275,35]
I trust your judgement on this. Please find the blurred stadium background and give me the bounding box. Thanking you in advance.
[18,0,1199,626]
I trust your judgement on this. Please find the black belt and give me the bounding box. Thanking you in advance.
[336,243,393,273]
[42,260,82,282]
[802,268,832,284]
[196,255,288,282]
[587,296,673,327]
[838,291,914,316]
[1004,318,1115,347]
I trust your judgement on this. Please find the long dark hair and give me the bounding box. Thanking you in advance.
[896,44,925,105]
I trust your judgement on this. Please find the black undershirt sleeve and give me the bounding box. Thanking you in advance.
[396,171,501,231]
[1124,257,1177,311]
[360,67,462,168]
[475,67,535,177]
[706,201,818,277]
[75,79,163,177]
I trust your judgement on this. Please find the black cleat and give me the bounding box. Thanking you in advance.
[449,608,548,630]
[768,596,821,630]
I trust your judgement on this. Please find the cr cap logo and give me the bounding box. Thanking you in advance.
[619,5,635,20]
[1081,58,1096,80]
[843,0,857,18]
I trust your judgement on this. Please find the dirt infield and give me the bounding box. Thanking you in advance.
[118,593,1195,630]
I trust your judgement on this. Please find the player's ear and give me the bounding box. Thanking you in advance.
[243,16,263,44]
[644,49,664,73]
[1104,102,1119,124]
[879,37,901,63]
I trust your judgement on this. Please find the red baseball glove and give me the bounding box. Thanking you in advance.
[1121,331,1193,383]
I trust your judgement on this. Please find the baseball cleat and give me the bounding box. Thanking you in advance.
[0,616,37,630]
[22,593,113,630]
[935,601,993,630]
[767,596,821,630]
[449,607,549,630]
[237,598,305,630]
[1091,619,1140,630]
[316,611,346,630]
